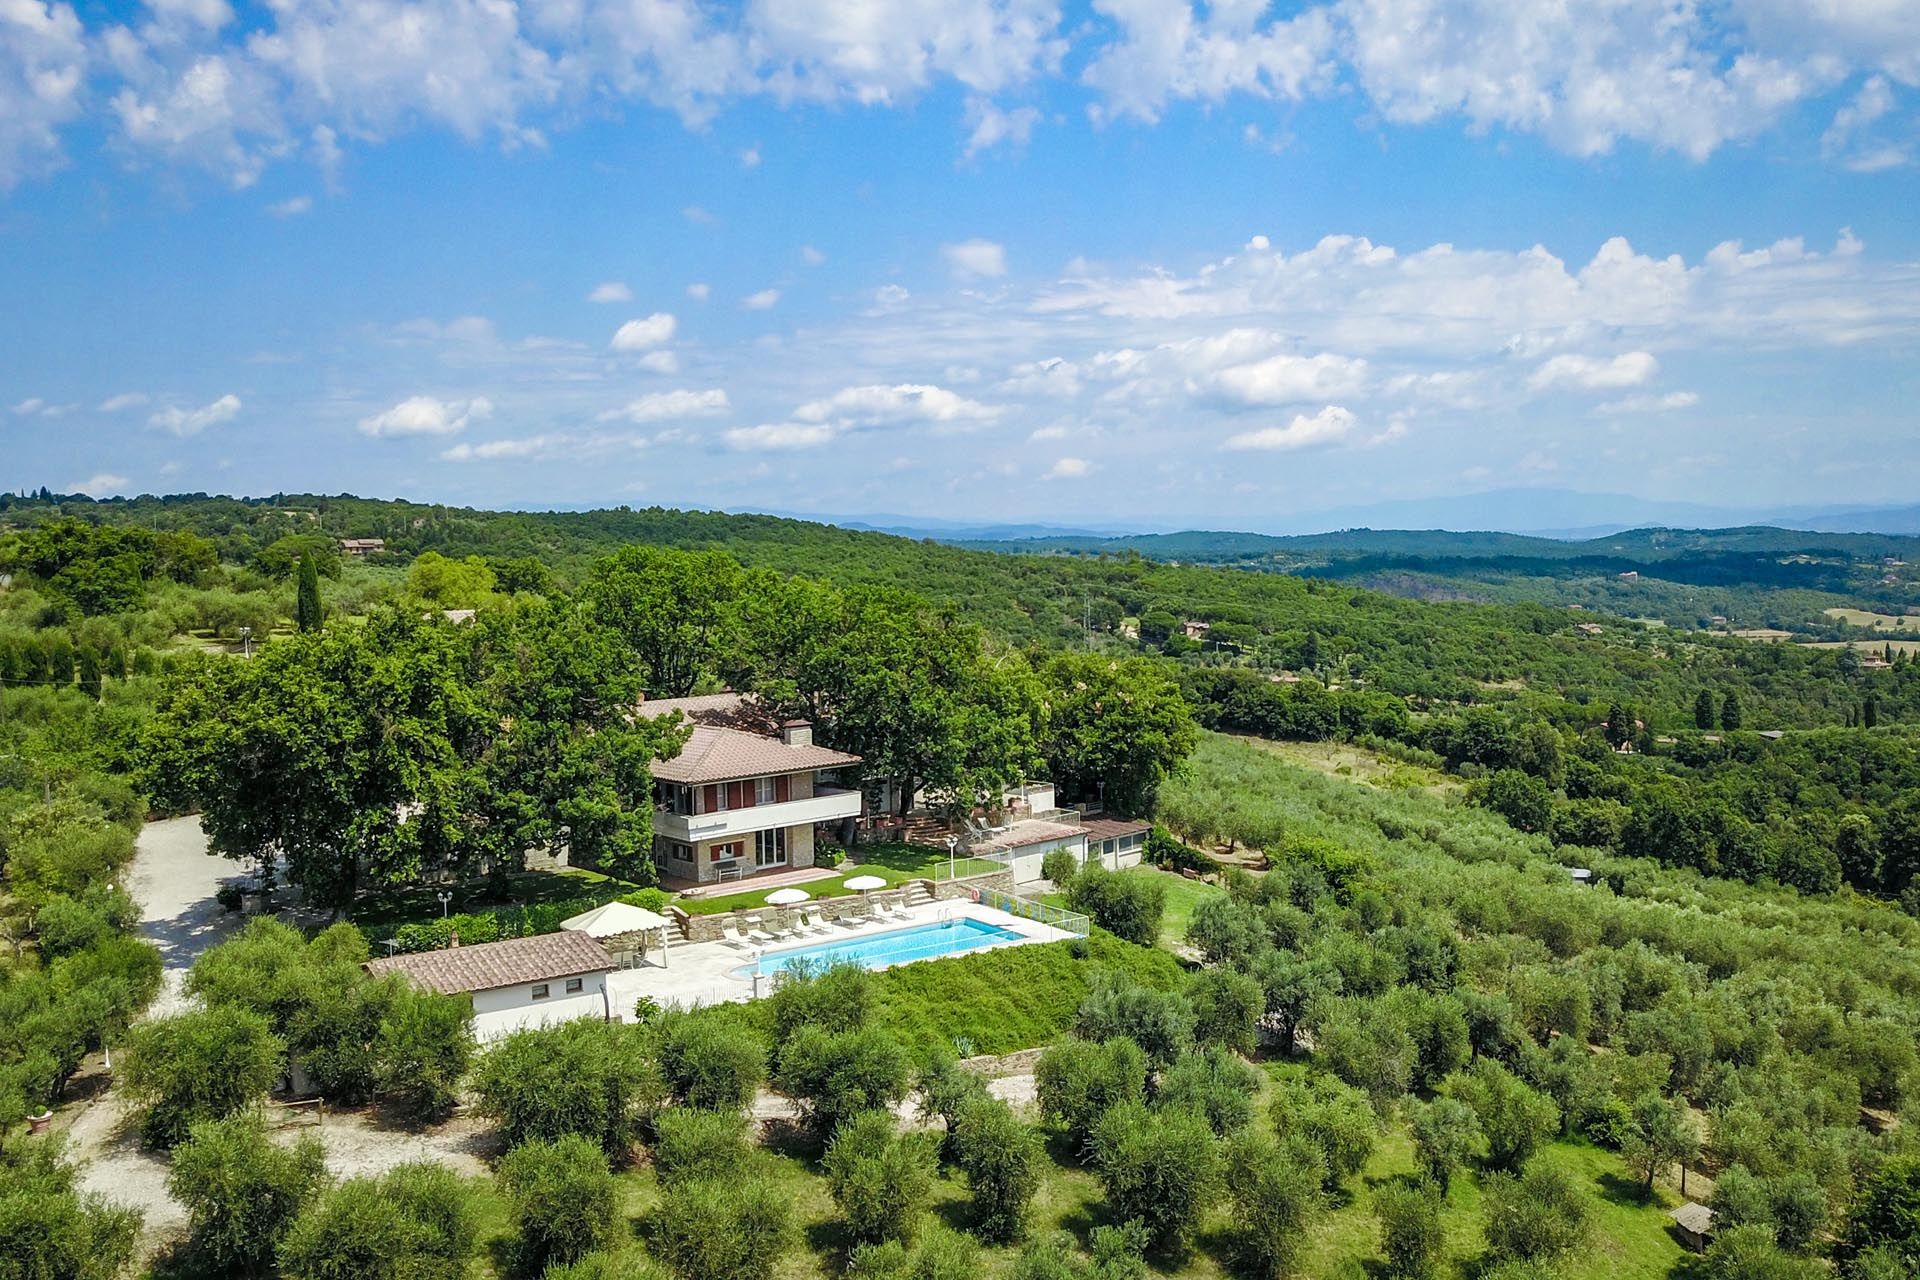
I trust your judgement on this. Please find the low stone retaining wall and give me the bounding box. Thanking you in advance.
[960,1046,1045,1078]
[930,868,1015,899]
[667,866,1017,942]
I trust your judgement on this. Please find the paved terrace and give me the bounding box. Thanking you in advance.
[603,899,1076,1013]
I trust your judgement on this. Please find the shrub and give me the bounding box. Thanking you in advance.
[619,888,671,913]
[279,1162,478,1280]
[1482,1163,1592,1264]
[1269,1075,1376,1190]
[372,987,472,1122]
[1223,1128,1322,1278]
[651,1107,751,1185]
[1157,1047,1260,1136]
[1066,866,1166,947]
[774,1025,912,1137]
[1376,1180,1445,1279]
[122,1005,283,1147]
[846,1226,980,1280]
[1846,1155,1920,1260]
[952,1093,1041,1242]
[650,1173,794,1280]
[1035,1037,1146,1147]
[1089,1100,1222,1252]
[168,1113,327,1274]
[824,1110,939,1245]
[768,959,873,1052]
[215,883,244,912]
[658,1013,765,1112]
[1702,1224,1825,1280]
[1187,967,1263,1055]
[1405,1096,1481,1192]
[0,1142,141,1280]
[1072,973,1192,1070]
[916,1052,989,1159]
[472,1019,662,1157]
[540,1252,666,1280]
[34,895,112,959]
[498,1133,619,1273]
[1446,1059,1559,1172]
[1041,847,1081,889]
[1010,1226,1150,1280]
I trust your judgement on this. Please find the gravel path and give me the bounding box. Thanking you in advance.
[123,815,248,1017]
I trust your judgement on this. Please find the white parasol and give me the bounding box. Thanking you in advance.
[764,887,812,906]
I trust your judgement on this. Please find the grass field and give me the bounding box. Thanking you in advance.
[1799,638,1920,655]
[1233,735,1457,794]
[1824,606,1920,630]
[1037,866,1221,950]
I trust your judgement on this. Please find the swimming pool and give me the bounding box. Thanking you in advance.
[739,916,1026,978]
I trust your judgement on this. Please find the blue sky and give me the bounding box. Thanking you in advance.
[3,0,1919,529]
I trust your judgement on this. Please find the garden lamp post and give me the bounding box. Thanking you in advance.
[436,890,453,918]
[237,625,253,657]
[945,833,957,882]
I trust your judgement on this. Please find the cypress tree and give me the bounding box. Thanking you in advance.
[1720,691,1743,731]
[296,554,324,633]
[1693,689,1716,731]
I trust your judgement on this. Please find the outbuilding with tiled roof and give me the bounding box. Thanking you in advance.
[366,931,615,1040]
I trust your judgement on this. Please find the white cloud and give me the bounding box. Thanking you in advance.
[0,0,88,190]
[637,350,681,374]
[357,394,493,437]
[442,435,556,461]
[725,422,835,450]
[682,204,716,224]
[963,98,1040,156]
[588,281,634,303]
[741,288,781,310]
[268,194,311,216]
[67,472,131,496]
[610,312,678,350]
[1529,351,1659,391]
[686,282,711,301]
[1596,390,1700,414]
[801,245,826,266]
[1045,455,1089,479]
[739,144,760,167]
[11,397,45,415]
[795,383,1000,426]
[1082,0,1335,124]
[1207,351,1369,406]
[149,392,242,436]
[600,388,729,423]
[1223,404,1357,451]
[98,392,150,412]
[942,238,1007,279]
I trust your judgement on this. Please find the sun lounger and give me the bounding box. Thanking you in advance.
[742,915,776,944]
[717,919,752,951]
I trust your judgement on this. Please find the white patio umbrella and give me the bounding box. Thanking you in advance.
[561,900,673,969]
[843,875,887,892]
[764,887,812,906]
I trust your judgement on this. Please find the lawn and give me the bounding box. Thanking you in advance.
[348,866,637,932]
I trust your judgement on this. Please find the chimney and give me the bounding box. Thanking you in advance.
[447,930,460,949]
[780,719,813,747]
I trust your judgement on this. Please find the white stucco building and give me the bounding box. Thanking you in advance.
[365,930,616,1041]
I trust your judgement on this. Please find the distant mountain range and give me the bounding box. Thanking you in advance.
[748,491,1920,543]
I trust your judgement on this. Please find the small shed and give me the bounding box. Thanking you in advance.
[366,931,615,1041]
[561,901,674,969]
[1669,1202,1715,1252]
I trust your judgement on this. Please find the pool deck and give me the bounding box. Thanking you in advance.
[604,900,1076,1013]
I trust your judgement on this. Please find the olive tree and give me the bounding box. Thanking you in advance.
[498,1134,620,1273]
[168,1113,327,1274]
[1089,1100,1221,1253]
[823,1110,939,1245]
[952,1093,1042,1242]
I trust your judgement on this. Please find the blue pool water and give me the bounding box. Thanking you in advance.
[741,917,1025,978]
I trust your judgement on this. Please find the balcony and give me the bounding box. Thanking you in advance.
[652,787,863,843]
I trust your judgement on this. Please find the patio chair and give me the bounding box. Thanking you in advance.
[882,893,912,920]
[765,911,798,941]
[742,915,776,945]
[716,919,752,951]
[798,908,831,936]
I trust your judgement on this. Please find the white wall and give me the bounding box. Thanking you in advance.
[1011,833,1088,884]
[470,972,611,1041]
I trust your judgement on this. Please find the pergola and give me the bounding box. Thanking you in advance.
[561,901,674,968]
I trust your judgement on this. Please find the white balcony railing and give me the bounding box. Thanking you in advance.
[652,787,862,843]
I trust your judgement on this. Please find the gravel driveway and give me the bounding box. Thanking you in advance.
[124,815,249,1017]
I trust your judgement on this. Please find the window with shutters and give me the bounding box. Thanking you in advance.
[755,776,776,804]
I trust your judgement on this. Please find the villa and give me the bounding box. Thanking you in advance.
[641,693,864,887]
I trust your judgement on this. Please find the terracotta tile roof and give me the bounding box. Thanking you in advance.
[1080,817,1151,842]
[365,931,613,996]
[967,819,1086,855]
[650,723,861,786]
